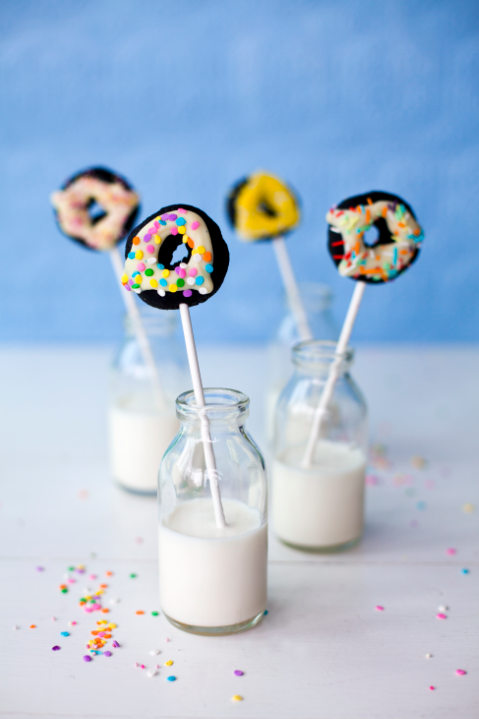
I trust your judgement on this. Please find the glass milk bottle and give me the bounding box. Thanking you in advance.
[158,388,268,635]
[266,283,338,443]
[109,306,187,494]
[272,340,367,551]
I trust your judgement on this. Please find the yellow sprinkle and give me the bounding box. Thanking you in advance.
[154,234,162,244]
[232,695,243,702]
[150,279,158,288]
[165,660,173,666]
[182,236,188,244]
[191,248,198,255]
[178,226,186,235]
[162,269,170,278]
[108,623,117,629]
[135,251,144,260]
[197,246,205,254]
[463,503,475,514]
[121,274,128,284]
[169,284,178,293]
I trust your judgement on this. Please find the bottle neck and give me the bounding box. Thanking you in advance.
[124,308,177,338]
[176,388,250,425]
[284,282,333,314]
[292,340,353,377]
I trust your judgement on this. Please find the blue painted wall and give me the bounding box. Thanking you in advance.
[1,0,478,344]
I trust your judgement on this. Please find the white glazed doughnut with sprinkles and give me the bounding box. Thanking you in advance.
[327,191,424,283]
[51,167,140,252]
[123,204,229,310]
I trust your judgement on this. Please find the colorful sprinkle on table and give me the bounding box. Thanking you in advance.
[104,651,112,657]
[429,686,435,691]
[167,676,176,682]
[461,568,470,574]
[446,548,457,555]
[130,573,137,578]
[234,670,244,676]
[36,566,44,571]
[112,641,120,648]
[83,655,92,662]
[456,669,466,676]
[463,503,475,513]
[165,660,173,666]
[425,654,432,659]
[151,611,159,616]
[60,631,69,636]
[436,613,447,620]
[136,610,145,615]
[30,625,36,629]
[232,695,243,701]
[375,605,385,611]
[52,645,60,651]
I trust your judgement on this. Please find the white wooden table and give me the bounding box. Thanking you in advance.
[0,345,477,719]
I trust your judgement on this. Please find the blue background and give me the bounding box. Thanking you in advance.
[1,0,478,344]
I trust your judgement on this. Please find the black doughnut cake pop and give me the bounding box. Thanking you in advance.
[327,191,423,284]
[51,167,140,252]
[123,204,229,310]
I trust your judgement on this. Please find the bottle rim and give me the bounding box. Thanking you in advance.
[176,387,250,419]
[292,339,354,368]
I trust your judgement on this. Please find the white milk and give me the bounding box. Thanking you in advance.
[272,440,366,549]
[159,498,267,628]
[109,397,179,493]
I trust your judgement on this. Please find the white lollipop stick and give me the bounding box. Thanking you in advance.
[302,281,366,468]
[272,235,312,342]
[110,246,166,410]
[179,303,226,529]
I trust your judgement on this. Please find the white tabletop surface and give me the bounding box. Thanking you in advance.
[0,344,478,719]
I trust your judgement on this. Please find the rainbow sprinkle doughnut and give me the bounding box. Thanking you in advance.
[123,204,229,310]
[51,167,140,251]
[327,191,423,283]
[227,171,300,241]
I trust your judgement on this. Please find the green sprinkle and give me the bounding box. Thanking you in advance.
[68,566,75,571]
[145,269,154,276]
[177,278,185,288]
[130,573,137,579]
[61,588,68,593]
[132,284,140,290]
[151,611,159,616]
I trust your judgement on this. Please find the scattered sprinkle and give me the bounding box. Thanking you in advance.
[151,611,159,616]
[165,638,170,642]
[135,537,143,544]
[234,670,244,676]
[456,669,466,676]
[112,641,120,648]
[436,613,447,620]
[60,631,69,637]
[463,503,475,514]
[52,645,61,651]
[130,573,137,579]
[416,501,427,510]
[411,456,427,469]
[232,695,243,701]
[446,548,457,556]
[36,566,44,571]
[51,617,56,621]
[13,625,18,630]
[110,598,119,605]
[264,610,268,615]
[150,649,160,656]
[83,655,92,662]
[167,676,176,682]
[147,670,157,678]
[165,660,173,666]
[438,605,448,612]
[425,654,432,659]
[69,621,77,626]
[461,568,470,574]
[30,625,36,629]
[104,651,112,657]
[429,686,435,691]
[136,610,145,615]
[78,490,89,499]
[375,605,385,611]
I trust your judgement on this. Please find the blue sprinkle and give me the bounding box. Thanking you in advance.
[461,568,470,574]
[175,217,186,226]
[132,271,140,277]
[160,279,168,287]
[205,263,213,273]
[128,252,135,259]
[157,263,165,270]
[167,676,176,682]
[416,501,426,511]
[264,609,268,615]
[195,276,204,286]
[60,631,69,637]
[160,220,167,225]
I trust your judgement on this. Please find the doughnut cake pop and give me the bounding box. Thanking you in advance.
[123,204,229,310]
[227,170,300,241]
[327,191,423,283]
[51,167,140,251]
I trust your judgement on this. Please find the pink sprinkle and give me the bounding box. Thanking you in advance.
[112,640,120,648]
[89,574,97,580]
[165,638,170,642]
[436,613,447,620]
[375,605,384,611]
[456,669,466,676]
[191,221,200,230]
[141,664,146,669]
[137,262,146,271]
[146,245,155,253]
[67,578,75,584]
[179,268,186,278]
[98,632,106,638]
[171,226,178,236]
[429,686,435,691]
[85,607,93,613]
[189,268,197,277]
[178,208,187,214]
[71,621,77,625]
[51,617,56,621]
[446,548,457,555]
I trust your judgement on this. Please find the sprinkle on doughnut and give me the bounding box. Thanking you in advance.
[327,191,423,283]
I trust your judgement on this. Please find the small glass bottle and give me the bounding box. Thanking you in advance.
[272,340,368,551]
[266,282,339,443]
[109,306,187,494]
[158,388,268,636]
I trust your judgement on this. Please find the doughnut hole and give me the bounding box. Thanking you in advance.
[86,199,107,225]
[158,234,191,272]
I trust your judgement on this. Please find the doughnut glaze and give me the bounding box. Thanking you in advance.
[123,204,229,310]
[327,191,423,283]
[51,167,140,251]
[227,171,300,241]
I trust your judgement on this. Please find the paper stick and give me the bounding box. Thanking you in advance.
[302,281,366,468]
[109,246,166,410]
[179,303,226,529]
[272,235,312,342]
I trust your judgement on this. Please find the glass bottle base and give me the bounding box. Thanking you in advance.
[163,609,265,636]
[114,479,157,496]
[278,535,361,553]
